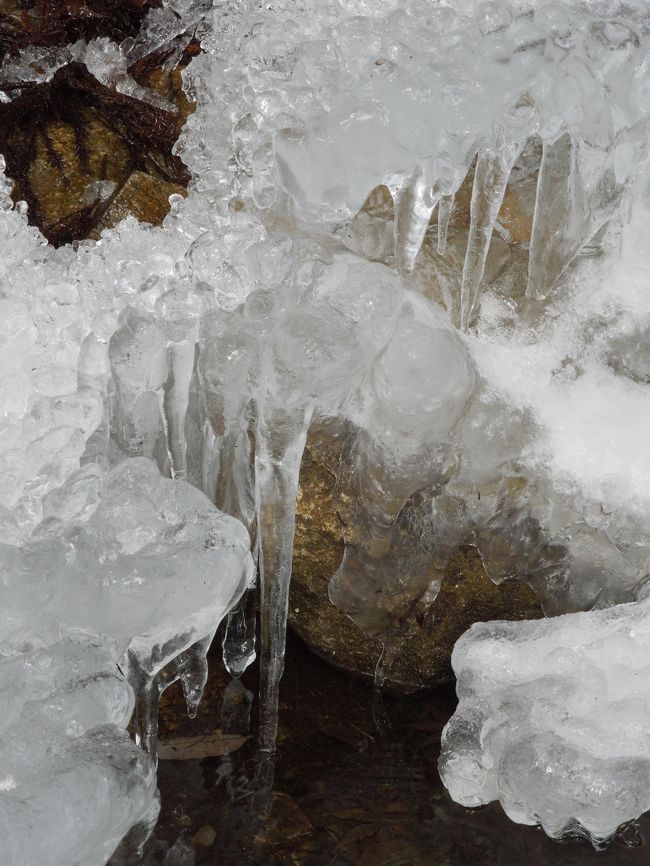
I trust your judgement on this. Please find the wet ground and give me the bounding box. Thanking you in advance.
[133,632,650,866]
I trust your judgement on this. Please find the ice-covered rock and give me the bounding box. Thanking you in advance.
[195,246,475,745]
[195,0,650,327]
[439,594,650,847]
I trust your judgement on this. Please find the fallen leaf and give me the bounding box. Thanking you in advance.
[328,809,375,822]
[157,732,248,760]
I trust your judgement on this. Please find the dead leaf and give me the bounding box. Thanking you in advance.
[328,809,375,822]
[157,732,248,760]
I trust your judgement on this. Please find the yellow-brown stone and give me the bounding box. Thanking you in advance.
[289,434,543,691]
[24,109,131,231]
[89,170,186,237]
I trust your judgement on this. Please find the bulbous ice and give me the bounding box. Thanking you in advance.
[4,457,254,751]
[440,596,650,846]
[0,635,158,866]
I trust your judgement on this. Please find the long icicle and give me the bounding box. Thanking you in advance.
[437,193,455,255]
[215,423,259,678]
[459,138,522,331]
[255,405,312,753]
[527,130,585,300]
[393,164,440,274]
[162,341,195,479]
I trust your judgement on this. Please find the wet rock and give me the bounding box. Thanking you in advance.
[1,20,195,245]
[89,170,186,237]
[289,434,543,692]
[24,109,132,238]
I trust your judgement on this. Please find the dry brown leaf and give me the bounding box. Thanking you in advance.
[157,732,248,760]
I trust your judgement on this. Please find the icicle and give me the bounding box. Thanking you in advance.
[201,423,259,679]
[459,138,522,331]
[214,425,257,537]
[223,543,258,679]
[174,630,215,719]
[393,165,440,274]
[108,311,168,458]
[255,405,313,753]
[437,193,454,256]
[200,418,221,501]
[126,629,222,751]
[222,589,257,677]
[527,130,585,300]
[162,342,196,480]
[125,651,161,755]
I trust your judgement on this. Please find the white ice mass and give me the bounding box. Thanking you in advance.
[439,595,650,846]
[2,0,650,859]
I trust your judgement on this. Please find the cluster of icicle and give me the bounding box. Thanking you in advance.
[3,0,650,860]
[198,0,650,327]
[0,159,255,863]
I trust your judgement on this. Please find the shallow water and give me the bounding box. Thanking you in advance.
[131,633,650,866]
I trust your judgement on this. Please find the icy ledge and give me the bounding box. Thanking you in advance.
[439,593,650,847]
[0,459,253,866]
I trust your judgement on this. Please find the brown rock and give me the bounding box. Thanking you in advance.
[25,109,131,237]
[89,170,186,237]
[289,434,543,692]
[1,32,195,245]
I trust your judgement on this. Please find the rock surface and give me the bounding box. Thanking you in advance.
[289,434,543,692]
[0,8,194,245]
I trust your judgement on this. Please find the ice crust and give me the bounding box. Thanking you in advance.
[439,595,650,845]
[2,0,650,857]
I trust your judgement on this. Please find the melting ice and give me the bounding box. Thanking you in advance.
[2,0,650,860]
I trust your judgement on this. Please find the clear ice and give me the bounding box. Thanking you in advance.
[3,0,650,859]
[439,594,650,846]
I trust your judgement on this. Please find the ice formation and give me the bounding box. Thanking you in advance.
[0,636,158,866]
[439,593,650,846]
[205,0,650,325]
[3,0,650,858]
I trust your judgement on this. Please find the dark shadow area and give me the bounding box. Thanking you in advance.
[145,632,650,866]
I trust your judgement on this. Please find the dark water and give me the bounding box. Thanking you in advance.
[137,633,649,866]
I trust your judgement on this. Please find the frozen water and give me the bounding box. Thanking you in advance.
[3,0,650,855]
[199,0,650,326]
[196,247,475,744]
[3,457,254,749]
[0,725,158,866]
[439,594,650,847]
[0,635,159,866]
